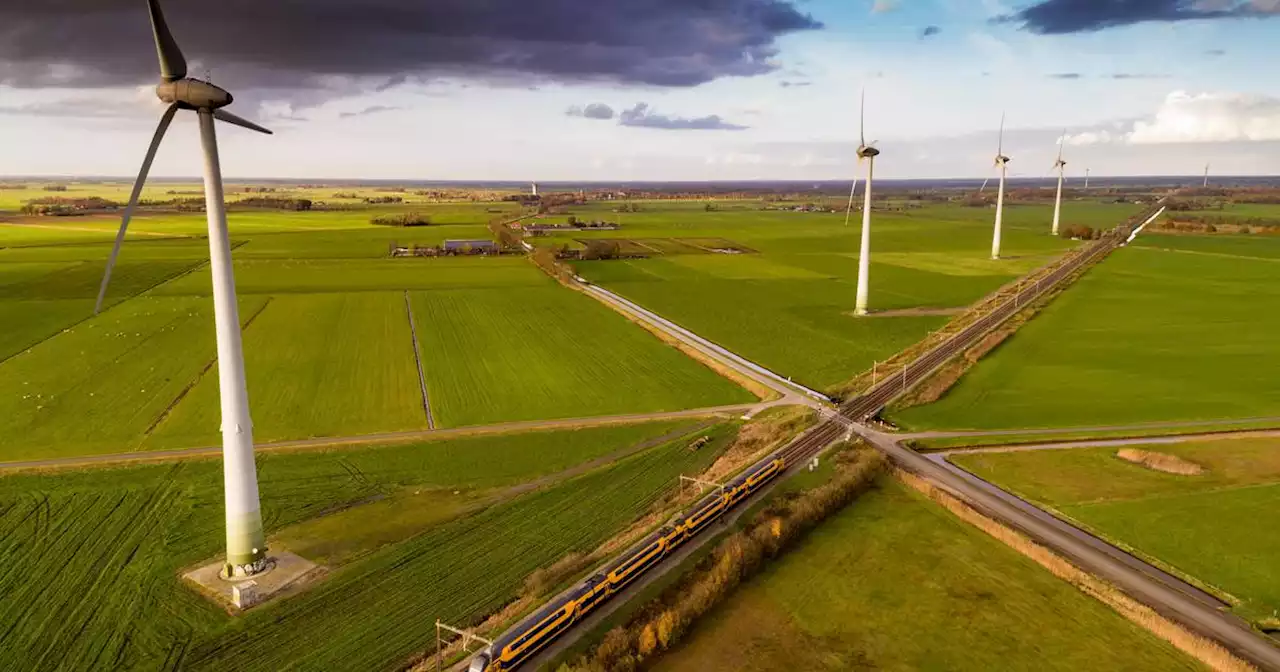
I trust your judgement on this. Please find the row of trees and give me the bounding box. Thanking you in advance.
[20,196,119,216]
[234,196,313,211]
[372,212,431,227]
[1058,225,1101,240]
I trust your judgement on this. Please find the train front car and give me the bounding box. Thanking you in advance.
[471,574,608,671]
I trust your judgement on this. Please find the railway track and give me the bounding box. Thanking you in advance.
[775,225,1128,471]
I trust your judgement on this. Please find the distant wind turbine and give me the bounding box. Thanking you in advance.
[1084,168,1091,190]
[1203,163,1210,188]
[96,0,273,579]
[1051,130,1067,237]
[991,114,1011,260]
[854,90,880,317]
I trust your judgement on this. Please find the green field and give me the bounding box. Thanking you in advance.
[412,286,753,427]
[557,200,1139,390]
[0,420,720,671]
[952,436,1280,622]
[0,197,757,459]
[893,234,1280,430]
[650,478,1198,671]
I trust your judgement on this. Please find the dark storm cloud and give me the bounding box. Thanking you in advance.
[0,0,821,91]
[619,103,747,130]
[566,103,617,120]
[919,25,942,38]
[1000,0,1279,34]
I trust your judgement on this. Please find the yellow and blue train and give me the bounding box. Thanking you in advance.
[467,454,787,671]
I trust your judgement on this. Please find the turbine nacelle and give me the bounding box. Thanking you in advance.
[995,154,1011,166]
[156,79,233,110]
[857,144,880,159]
[1054,158,1067,169]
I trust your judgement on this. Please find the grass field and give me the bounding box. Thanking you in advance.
[0,199,754,458]
[0,420,715,671]
[558,200,1139,390]
[148,292,427,447]
[411,286,754,427]
[893,234,1280,430]
[951,436,1280,623]
[650,478,1198,671]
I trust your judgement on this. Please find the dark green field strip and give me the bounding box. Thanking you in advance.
[0,422,707,670]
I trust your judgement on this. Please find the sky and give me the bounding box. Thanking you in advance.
[1,0,1279,181]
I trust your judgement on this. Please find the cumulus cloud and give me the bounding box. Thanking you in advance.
[619,103,748,130]
[567,103,616,120]
[920,25,942,38]
[0,0,821,92]
[1064,91,1280,145]
[1001,0,1280,34]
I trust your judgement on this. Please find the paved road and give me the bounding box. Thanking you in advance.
[0,404,764,472]
[858,426,1280,670]
[581,282,830,408]
[899,416,1280,440]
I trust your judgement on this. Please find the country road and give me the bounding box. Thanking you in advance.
[929,428,1280,456]
[0,403,769,472]
[897,416,1280,441]
[580,281,830,408]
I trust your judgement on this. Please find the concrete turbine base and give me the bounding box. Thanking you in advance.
[184,551,322,612]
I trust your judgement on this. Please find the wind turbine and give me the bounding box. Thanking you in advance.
[1203,163,1210,188]
[854,91,879,317]
[1084,168,1091,190]
[1051,130,1067,237]
[991,114,1011,260]
[96,0,273,579]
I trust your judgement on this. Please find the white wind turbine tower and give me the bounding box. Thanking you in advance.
[1084,167,1091,190]
[990,114,1012,260]
[96,0,274,578]
[853,91,879,317]
[1203,163,1210,188]
[1051,130,1067,237]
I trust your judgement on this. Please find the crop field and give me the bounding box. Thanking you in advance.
[556,200,1141,390]
[0,420,724,671]
[892,234,1280,430]
[0,191,765,458]
[0,295,269,461]
[650,477,1196,671]
[412,286,754,427]
[951,436,1280,622]
[148,292,427,447]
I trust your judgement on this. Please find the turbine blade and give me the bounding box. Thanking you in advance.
[147,0,187,81]
[95,103,179,314]
[997,112,1005,155]
[979,175,991,193]
[213,109,273,135]
[1057,128,1065,161]
[859,89,866,146]
[843,176,858,227]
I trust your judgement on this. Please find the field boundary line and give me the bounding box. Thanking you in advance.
[0,257,211,368]
[928,428,1280,457]
[0,405,760,472]
[404,290,434,429]
[140,296,276,441]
